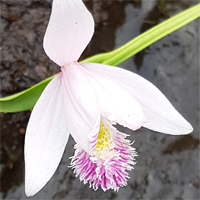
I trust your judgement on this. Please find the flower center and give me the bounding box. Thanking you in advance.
[95,122,115,159]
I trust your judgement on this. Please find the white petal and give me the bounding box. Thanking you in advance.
[81,63,193,135]
[79,64,146,130]
[61,62,101,153]
[25,73,69,196]
[43,0,94,66]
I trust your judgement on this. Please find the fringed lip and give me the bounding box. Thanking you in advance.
[70,117,137,191]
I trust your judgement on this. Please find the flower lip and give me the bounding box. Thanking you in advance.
[70,116,137,191]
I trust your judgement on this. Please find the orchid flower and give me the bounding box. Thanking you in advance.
[24,0,193,197]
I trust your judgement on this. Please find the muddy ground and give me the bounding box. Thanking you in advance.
[0,0,199,199]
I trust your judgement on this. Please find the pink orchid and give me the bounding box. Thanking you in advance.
[24,0,193,197]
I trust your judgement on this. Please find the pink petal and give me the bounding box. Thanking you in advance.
[61,62,101,153]
[25,74,69,196]
[81,63,193,135]
[43,0,94,66]
[79,64,146,130]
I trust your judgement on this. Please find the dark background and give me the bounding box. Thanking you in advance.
[0,0,199,199]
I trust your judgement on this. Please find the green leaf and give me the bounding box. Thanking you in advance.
[0,76,55,112]
[83,3,200,66]
[1,3,199,113]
